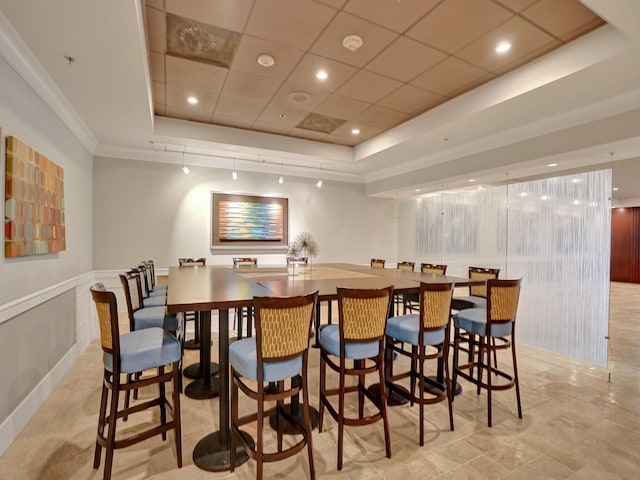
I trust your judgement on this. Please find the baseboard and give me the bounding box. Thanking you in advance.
[0,341,83,457]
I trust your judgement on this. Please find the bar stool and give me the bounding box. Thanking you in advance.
[143,259,168,296]
[140,261,166,298]
[404,263,448,314]
[89,283,182,480]
[394,261,415,315]
[119,269,178,333]
[232,257,258,339]
[452,278,523,427]
[385,282,454,445]
[451,267,500,310]
[318,286,393,470]
[452,267,502,370]
[137,263,166,307]
[178,257,207,349]
[229,291,318,480]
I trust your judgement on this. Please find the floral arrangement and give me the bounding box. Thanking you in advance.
[292,232,319,259]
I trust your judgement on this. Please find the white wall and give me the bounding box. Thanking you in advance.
[0,54,94,454]
[0,57,93,303]
[92,156,397,270]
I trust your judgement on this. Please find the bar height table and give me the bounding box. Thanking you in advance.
[167,263,483,471]
[167,266,271,471]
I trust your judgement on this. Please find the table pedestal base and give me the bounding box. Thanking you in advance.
[422,376,463,396]
[367,383,410,407]
[184,377,220,399]
[268,404,319,435]
[183,338,200,350]
[183,362,219,379]
[193,430,254,472]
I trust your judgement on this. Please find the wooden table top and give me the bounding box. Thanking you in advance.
[166,263,481,313]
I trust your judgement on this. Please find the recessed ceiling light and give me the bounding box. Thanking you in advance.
[316,70,328,80]
[613,187,619,191]
[547,163,559,167]
[468,179,476,182]
[351,128,360,135]
[257,53,275,67]
[495,41,511,54]
[187,96,198,104]
[415,189,421,192]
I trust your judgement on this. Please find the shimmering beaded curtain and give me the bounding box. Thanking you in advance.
[416,170,611,366]
[417,188,508,276]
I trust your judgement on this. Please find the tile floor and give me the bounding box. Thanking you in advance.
[0,282,639,479]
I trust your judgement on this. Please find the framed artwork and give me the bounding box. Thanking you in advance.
[5,136,66,257]
[211,192,288,249]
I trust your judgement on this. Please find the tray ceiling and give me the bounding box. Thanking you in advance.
[145,0,605,147]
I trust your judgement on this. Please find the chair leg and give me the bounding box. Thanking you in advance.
[257,383,264,480]
[337,363,345,470]
[484,337,492,427]
[357,360,365,420]
[451,328,460,403]
[410,346,417,406]
[492,337,498,371]
[418,345,425,446]
[277,380,285,453]
[512,337,523,419]
[93,379,109,469]
[159,366,167,441]
[476,337,484,396]
[172,364,183,467]
[103,380,120,480]
[124,373,132,421]
[318,356,326,432]
[377,354,391,459]
[443,339,454,431]
[230,371,238,472]
[301,370,316,480]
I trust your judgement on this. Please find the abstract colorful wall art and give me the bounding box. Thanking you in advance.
[211,192,288,249]
[5,136,66,257]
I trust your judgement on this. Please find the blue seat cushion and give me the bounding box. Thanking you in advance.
[133,307,179,331]
[229,338,302,382]
[452,295,486,309]
[319,324,380,360]
[149,288,166,297]
[153,284,168,291]
[453,308,512,337]
[143,295,166,307]
[103,327,181,374]
[385,315,446,346]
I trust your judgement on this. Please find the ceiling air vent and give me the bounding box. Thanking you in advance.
[296,113,346,134]
[166,13,240,68]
